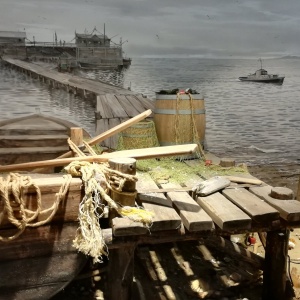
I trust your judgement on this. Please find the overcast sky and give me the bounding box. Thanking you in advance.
[1,0,300,58]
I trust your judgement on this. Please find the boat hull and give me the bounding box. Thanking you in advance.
[238,77,284,84]
[0,223,87,300]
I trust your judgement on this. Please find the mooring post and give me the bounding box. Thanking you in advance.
[70,127,84,154]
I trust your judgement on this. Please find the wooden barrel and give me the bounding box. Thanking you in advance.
[154,93,206,147]
[118,120,159,150]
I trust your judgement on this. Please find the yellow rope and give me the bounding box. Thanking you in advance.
[0,173,72,242]
[65,160,154,263]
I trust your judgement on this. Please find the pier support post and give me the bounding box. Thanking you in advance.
[262,229,290,300]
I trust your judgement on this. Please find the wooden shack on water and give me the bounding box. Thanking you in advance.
[0,31,27,59]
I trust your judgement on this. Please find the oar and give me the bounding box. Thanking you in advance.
[58,109,153,159]
[0,144,198,173]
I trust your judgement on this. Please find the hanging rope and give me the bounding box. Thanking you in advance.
[65,160,153,263]
[0,173,72,242]
[175,92,206,160]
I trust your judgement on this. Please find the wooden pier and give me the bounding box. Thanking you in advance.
[2,58,136,101]
[2,58,155,149]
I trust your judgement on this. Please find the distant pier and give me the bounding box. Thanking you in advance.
[1,57,155,149]
[2,58,135,101]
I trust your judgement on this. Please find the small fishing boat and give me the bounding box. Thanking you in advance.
[0,113,93,299]
[238,59,285,84]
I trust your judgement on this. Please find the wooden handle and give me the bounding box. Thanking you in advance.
[55,109,153,160]
[0,144,198,172]
[224,176,262,185]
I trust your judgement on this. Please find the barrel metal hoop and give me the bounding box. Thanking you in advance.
[154,109,206,115]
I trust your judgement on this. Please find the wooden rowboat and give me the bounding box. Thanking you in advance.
[0,173,86,300]
[0,113,90,167]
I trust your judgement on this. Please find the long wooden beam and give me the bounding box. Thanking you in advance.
[0,144,198,172]
[57,109,153,159]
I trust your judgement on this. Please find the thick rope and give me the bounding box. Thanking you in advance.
[65,160,153,263]
[0,173,72,242]
[175,92,206,160]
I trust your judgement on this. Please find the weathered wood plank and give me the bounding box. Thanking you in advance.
[249,185,300,222]
[115,94,141,117]
[223,188,280,223]
[104,94,129,118]
[112,217,148,236]
[161,182,214,232]
[125,95,147,113]
[136,172,172,207]
[142,202,182,232]
[135,94,155,111]
[197,193,252,231]
[0,146,69,155]
[97,95,114,119]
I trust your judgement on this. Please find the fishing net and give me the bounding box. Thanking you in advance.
[117,120,160,151]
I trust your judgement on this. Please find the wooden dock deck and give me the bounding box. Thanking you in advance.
[2,58,136,100]
[102,166,299,300]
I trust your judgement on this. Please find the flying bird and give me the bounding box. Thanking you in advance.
[156,34,159,39]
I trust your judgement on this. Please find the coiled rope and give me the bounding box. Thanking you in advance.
[0,173,72,242]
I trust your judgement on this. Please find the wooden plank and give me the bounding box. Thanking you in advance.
[142,202,181,231]
[97,95,114,119]
[104,94,129,118]
[0,146,69,155]
[135,94,156,111]
[108,118,121,150]
[136,172,172,207]
[125,95,147,113]
[222,188,280,223]
[112,217,148,236]
[197,193,252,231]
[161,182,213,232]
[0,144,198,172]
[89,109,152,146]
[249,185,300,222]
[115,94,141,117]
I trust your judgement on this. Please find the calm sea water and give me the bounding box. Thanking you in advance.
[0,57,299,166]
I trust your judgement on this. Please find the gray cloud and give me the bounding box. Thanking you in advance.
[1,0,300,58]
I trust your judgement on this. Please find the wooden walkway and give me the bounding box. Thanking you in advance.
[2,58,156,150]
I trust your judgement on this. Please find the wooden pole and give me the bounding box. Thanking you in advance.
[0,144,198,172]
[262,186,294,299]
[56,109,152,160]
[70,127,83,150]
[107,244,136,300]
[262,229,290,300]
